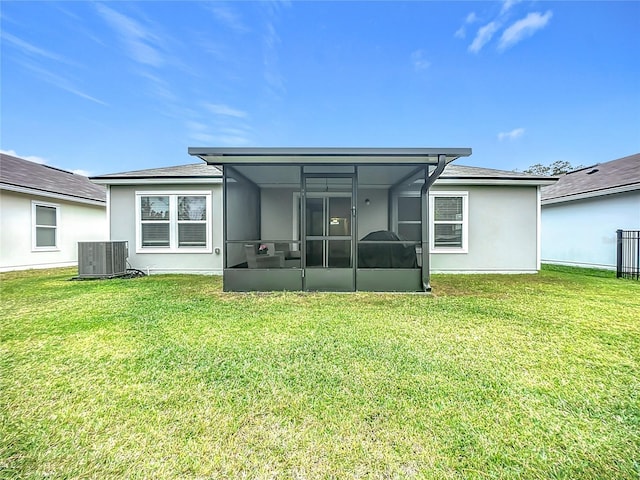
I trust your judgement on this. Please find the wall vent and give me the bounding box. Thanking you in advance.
[78,241,128,278]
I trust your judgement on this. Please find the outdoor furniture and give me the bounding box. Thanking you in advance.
[245,244,284,268]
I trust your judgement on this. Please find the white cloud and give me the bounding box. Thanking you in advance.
[454,12,478,39]
[262,10,287,99]
[95,4,164,67]
[18,60,107,105]
[210,134,251,146]
[1,32,73,64]
[500,0,521,15]
[498,128,525,141]
[204,103,247,118]
[208,4,249,33]
[468,21,500,53]
[71,169,92,177]
[499,11,553,51]
[410,50,431,71]
[0,149,49,164]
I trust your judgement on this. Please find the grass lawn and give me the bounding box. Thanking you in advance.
[1,266,639,479]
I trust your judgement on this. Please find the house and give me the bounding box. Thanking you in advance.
[92,148,556,291]
[0,153,108,272]
[541,153,640,270]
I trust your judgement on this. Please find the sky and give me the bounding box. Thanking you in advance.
[1,1,639,177]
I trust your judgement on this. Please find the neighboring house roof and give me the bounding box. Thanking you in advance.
[541,153,640,204]
[91,163,222,185]
[0,153,106,205]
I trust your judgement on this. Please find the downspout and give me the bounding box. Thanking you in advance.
[421,154,447,292]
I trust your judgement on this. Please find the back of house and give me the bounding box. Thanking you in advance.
[92,148,556,291]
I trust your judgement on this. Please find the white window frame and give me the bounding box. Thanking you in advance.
[32,201,60,251]
[135,191,212,254]
[429,191,468,254]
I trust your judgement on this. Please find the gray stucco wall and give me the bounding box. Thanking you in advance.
[259,184,540,273]
[108,181,541,275]
[430,185,540,272]
[109,184,223,274]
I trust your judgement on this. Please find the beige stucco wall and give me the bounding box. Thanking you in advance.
[108,184,223,274]
[0,190,107,272]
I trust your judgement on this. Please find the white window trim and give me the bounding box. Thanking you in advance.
[135,191,212,254]
[32,201,60,251]
[429,191,468,254]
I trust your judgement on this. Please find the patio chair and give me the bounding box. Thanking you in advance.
[245,244,284,268]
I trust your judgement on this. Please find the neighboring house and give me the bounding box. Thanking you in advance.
[541,153,640,270]
[0,153,107,272]
[93,148,556,292]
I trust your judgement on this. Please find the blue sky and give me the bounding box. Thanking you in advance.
[1,1,639,176]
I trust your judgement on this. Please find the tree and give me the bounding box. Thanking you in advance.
[522,160,583,176]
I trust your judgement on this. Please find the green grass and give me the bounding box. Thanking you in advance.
[1,266,639,479]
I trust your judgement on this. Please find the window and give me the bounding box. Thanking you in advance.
[397,196,421,242]
[430,192,468,253]
[32,202,59,250]
[136,192,211,253]
[394,192,468,253]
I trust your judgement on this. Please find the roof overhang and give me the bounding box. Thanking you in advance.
[436,178,558,186]
[91,177,222,186]
[188,147,472,166]
[1,183,106,206]
[542,182,640,205]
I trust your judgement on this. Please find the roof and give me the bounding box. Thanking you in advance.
[188,147,472,165]
[0,153,106,204]
[541,153,640,204]
[92,159,557,189]
[440,164,555,182]
[91,163,222,186]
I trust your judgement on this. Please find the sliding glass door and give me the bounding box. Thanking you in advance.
[303,174,355,291]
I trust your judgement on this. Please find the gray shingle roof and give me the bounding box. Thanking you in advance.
[93,162,548,181]
[441,164,554,180]
[1,153,106,203]
[541,153,640,201]
[91,163,222,179]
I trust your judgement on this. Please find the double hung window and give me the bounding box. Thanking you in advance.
[32,202,59,250]
[136,192,211,253]
[430,192,468,252]
[394,192,468,253]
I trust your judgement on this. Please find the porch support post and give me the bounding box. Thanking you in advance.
[223,166,228,270]
[421,154,447,292]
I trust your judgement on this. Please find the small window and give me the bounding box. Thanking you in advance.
[430,192,468,253]
[32,202,59,250]
[136,192,211,253]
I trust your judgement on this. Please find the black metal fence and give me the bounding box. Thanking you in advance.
[617,230,640,280]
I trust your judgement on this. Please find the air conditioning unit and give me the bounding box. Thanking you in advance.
[78,241,128,278]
